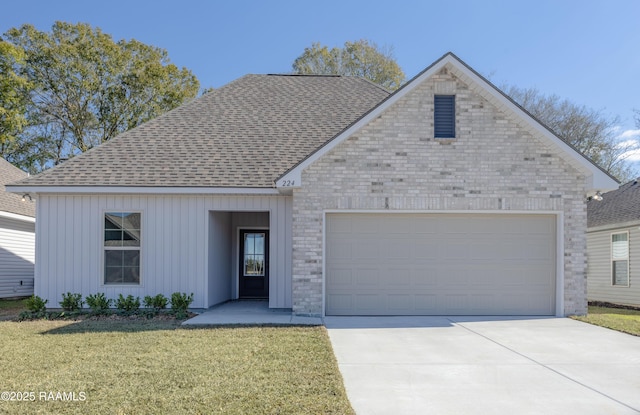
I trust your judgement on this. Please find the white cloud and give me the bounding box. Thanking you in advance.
[620,129,640,140]
[615,129,640,163]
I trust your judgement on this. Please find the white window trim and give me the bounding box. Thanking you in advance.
[611,231,630,287]
[101,210,143,287]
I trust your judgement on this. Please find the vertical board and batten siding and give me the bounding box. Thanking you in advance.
[0,216,35,297]
[35,194,293,309]
[587,226,640,306]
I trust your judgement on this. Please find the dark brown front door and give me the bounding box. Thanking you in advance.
[239,229,269,298]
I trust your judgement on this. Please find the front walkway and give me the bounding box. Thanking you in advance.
[182,300,322,326]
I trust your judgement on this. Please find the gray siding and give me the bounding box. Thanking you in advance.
[0,215,35,298]
[209,211,232,306]
[587,225,640,306]
[35,194,292,309]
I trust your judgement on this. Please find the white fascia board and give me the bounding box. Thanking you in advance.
[5,185,280,196]
[0,210,36,223]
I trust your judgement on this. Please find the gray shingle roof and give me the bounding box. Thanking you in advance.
[0,158,35,217]
[587,178,640,228]
[12,75,389,188]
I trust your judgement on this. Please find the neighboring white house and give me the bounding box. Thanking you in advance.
[8,53,617,316]
[587,178,640,307]
[0,158,35,298]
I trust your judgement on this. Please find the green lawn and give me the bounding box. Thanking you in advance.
[0,318,354,414]
[0,298,28,320]
[572,305,640,336]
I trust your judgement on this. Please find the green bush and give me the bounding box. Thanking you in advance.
[60,292,83,311]
[85,293,112,313]
[25,295,47,313]
[143,294,168,311]
[170,292,193,319]
[115,294,140,313]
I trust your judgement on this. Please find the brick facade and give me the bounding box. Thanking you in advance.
[291,64,588,316]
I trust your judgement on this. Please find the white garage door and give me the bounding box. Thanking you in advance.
[325,213,556,316]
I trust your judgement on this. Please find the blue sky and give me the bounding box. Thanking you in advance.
[3,0,639,160]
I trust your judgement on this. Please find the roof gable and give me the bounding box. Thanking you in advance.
[277,52,618,193]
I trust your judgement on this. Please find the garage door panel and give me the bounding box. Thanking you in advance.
[326,213,556,316]
[411,268,438,286]
[386,239,413,259]
[412,241,439,259]
[327,241,353,260]
[353,241,379,259]
[329,268,353,287]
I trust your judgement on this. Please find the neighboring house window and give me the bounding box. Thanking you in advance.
[611,232,629,286]
[434,95,455,138]
[104,212,141,285]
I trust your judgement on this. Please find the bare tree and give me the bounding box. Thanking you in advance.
[504,85,639,181]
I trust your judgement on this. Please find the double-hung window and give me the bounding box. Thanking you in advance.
[104,212,141,285]
[611,232,629,286]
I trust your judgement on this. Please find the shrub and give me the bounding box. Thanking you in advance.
[25,295,47,313]
[143,294,168,311]
[115,294,140,313]
[85,293,113,313]
[170,292,194,319]
[60,292,83,311]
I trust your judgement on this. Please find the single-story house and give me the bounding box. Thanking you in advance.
[0,158,35,298]
[8,52,617,316]
[587,178,639,306]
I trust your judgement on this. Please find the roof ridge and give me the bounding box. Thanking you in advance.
[266,73,342,77]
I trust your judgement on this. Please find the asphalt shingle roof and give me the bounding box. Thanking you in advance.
[12,75,389,188]
[0,158,35,217]
[587,178,640,228]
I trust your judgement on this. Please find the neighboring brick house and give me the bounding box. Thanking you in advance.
[587,178,640,307]
[8,53,617,316]
[0,158,35,298]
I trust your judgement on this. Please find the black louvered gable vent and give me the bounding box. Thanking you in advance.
[434,95,455,138]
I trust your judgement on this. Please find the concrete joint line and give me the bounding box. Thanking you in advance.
[448,319,640,413]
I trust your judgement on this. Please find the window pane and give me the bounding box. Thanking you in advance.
[105,213,141,246]
[104,249,140,285]
[122,266,140,284]
[105,216,121,230]
[122,250,140,267]
[613,260,629,285]
[105,250,123,267]
[121,239,140,247]
[105,230,123,246]
[243,233,265,276]
[105,266,123,284]
[612,233,628,260]
[121,213,141,231]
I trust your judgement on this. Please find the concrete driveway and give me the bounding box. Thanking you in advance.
[325,316,640,415]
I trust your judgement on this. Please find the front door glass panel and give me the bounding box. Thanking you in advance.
[243,233,265,277]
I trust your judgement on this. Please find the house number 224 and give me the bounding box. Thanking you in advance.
[280,180,295,187]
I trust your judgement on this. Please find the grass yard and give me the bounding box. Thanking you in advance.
[0,298,27,320]
[0,318,354,415]
[572,305,640,337]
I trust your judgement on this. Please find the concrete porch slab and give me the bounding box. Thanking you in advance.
[182,300,322,326]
